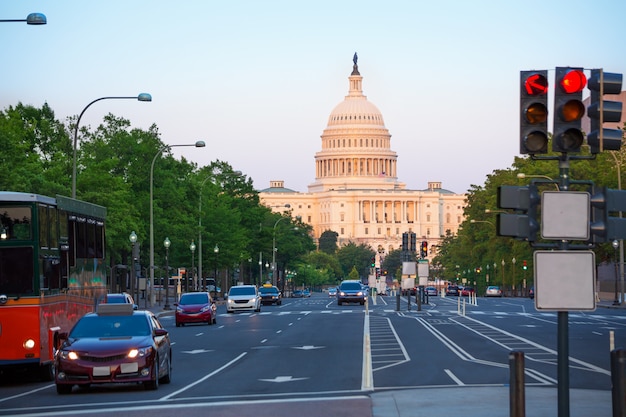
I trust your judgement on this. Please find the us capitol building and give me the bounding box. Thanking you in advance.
[259,55,466,261]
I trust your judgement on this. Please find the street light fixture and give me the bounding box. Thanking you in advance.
[189,240,196,292]
[71,94,152,199]
[149,140,205,306]
[613,239,620,306]
[163,237,171,310]
[470,219,494,226]
[516,173,559,191]
[0,13,47,25]
[129,231,138,301]
[214,244,219,298]
[272,215,289,287]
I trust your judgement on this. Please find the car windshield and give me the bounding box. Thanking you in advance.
[340,282,362,290]
[259,287,277,294]
[106,295,126,303]
[179,293,209,305]
[70,315,150,338]
[230,286,256,296]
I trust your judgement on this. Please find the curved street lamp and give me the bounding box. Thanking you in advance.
[189,240,196,292]
[0,13,47,24]
[163,237,171,310]
[71,94,152,198]
[149,140,205,306]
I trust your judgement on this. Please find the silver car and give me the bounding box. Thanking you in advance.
[485,286,503,297]
[227,285,261,313]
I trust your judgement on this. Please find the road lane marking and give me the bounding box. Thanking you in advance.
[160,352,247,400]
[444,369,464,385]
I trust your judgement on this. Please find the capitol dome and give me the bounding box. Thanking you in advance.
[309,54,403,193]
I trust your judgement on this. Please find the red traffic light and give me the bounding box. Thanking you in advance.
[559,69,587,94]
[524,73,548,95]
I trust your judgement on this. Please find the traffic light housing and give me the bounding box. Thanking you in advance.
[409,232,417,252]
[523,260,527,270]
[402,233,408,251]
[520,70,549,154]
[590,186,626,242]
[370,256,376,267]
[420,241,428,258]
[587,69,624,153]
[553,67,586,153]
[496,185,540,241]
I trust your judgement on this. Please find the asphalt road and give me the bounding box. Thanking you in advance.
[0,292,623,416]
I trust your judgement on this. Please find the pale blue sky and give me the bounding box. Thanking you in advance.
[2,1,625,194]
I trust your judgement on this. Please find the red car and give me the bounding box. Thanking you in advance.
[461,287,475,296]
[175,292,216,327]
[55,304,171,394]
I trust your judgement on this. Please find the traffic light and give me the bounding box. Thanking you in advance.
[402,232,408,251]
[587,69,624,153]
[409,232,417,252]
[420,241,428,258]
[475,267,481,274]
[553,67,586,153]
[371,256,376,267]
[523,260,527,270]
[590,186,626,242]
[496,185,540,241]
[520,70,549,154]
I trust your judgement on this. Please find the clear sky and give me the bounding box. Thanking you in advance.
[2,1,625,195]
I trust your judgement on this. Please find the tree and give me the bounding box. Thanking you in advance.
[318,230,338,254]
[336,242,375,279]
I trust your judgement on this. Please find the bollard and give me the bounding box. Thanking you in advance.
[509,350,526,417]
[611,348,626,417]
[457,295,461,314]
[396,290,400,311]
[417,290,421,311]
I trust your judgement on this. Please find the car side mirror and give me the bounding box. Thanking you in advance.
[154,328,168,337]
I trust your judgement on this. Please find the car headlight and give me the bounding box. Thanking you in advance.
[357,291,363,296]
[60,350,79,360]
[176,307,183,313]
[128,346,153,359]
[200,305,210,312]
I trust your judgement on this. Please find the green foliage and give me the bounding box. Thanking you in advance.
[336,242,376,278]
[348,266,359,280]
[318,230,338,254]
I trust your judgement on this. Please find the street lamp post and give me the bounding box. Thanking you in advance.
[501,259,505,291]
[72,94,152,199]
[129,231,137,303]
[163,237,171,310]
[613,240,620,306]
[214,244,219,298]
[189,240,196,292]
[511,257,516,297]
[0,13,47,24]
[149,141,205,307]
[272,216,288,287]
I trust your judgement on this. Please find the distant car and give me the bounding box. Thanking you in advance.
[292,290,304,298]
[529,287,535,299]
[425,286,438,297]
[227,285,261,313]
[461,287,475,296]
[446,285,460,296]
[337,280,366,305]
[175,292,216,327]
[259,285,282,305]
[55,304,171,394]
[102,292,138,310]
[328,287,337,297]
[303,289,311,297]
[485,286,503,297]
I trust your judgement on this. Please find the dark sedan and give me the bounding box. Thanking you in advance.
[337,280,366,305]
[259,285,282,305]
[55,304,172,394]
[175,292,216,327]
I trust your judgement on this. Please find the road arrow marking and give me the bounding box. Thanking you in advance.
[292,345,325,350]
[181,349,212,354]
[259,376,308,383]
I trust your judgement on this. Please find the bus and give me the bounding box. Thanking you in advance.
[0,192,107,380]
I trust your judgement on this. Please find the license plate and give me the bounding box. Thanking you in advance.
[120,362,138,373]
[93,366,110,376]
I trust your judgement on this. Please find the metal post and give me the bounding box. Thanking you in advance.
[557,311,569,417]
[509,350,526,417]
[611,349,626,417]
[164,237,171,310]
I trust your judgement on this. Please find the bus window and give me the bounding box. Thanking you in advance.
[49,207,58,250]
[39,205,50,249]
[0,206,32,241]
[41,257,61,291]
[95,222,104,258]
[0,247,34,294]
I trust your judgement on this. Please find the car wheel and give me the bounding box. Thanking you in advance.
[212,315,217,325]
[338,300,342,305]
[144,358,159,390]
[159,353,171,384]
[56,384,72,395]
[176,322,181,327]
